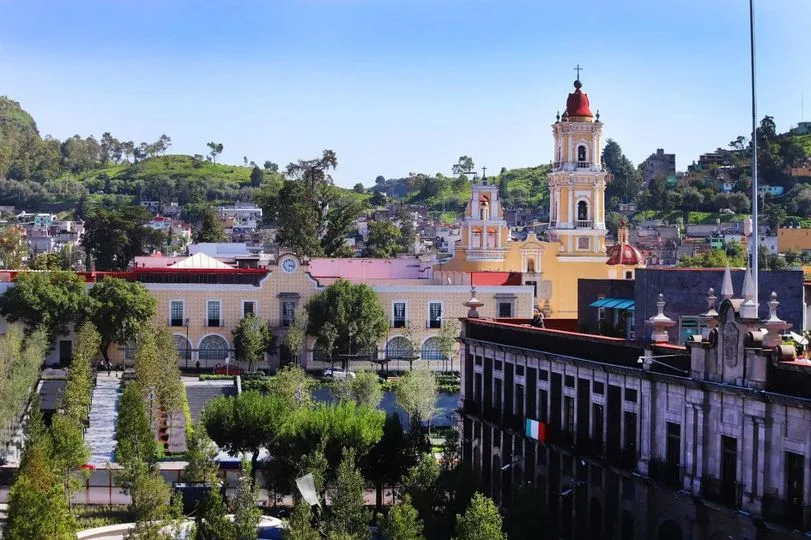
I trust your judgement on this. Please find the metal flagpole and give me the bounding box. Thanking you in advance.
[749,0,759,306]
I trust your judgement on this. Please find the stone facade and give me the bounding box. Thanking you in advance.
[460,291,811,538]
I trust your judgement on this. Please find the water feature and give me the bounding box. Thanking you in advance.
[86,374,122,465]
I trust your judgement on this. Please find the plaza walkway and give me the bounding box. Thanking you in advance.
[87,373,122,466]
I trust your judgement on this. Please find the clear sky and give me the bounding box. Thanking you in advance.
[1,0,809,188]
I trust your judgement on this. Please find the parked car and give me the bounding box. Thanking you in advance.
[323,368,356,380]
[214,365,244,375]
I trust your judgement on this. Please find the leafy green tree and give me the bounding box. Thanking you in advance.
[380,495,424,540]
[353,183,365,193]
[369,191,387,207]
[603,139,642,205]
[284,500,320,540]
[401,453,440,532]
[452,155,475,177]
[395,369,438,425]
[127,459,179,538]
[250,165,265,187]
[0,226,27,269]
[327,448,371,540]
[332,370,382,408]
[194,488,235,540]
[283,310,307,367]
[455,493,504,540]
[83,205,164,270]
[264,160,279,172]
[194,205,225,243]
[365,221,403,257]
[233,467,262,540]
[115,382,157,466]
[436,318,460,370]
[0,270,88,345]
[0,326,48,443]
[318,321,339,369]
[29,252,67,270]
[184,423,220,485]
[88,277,156,365]
[233,313,274,371]
[153,327,185,416]
[201,391,288,481]
[363,412,410,513]
[49,413,89,509]
[305,280,388,361]
[270,365,316,410]
[207,142,224,163]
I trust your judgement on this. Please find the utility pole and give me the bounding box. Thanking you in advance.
[749,0,760,306]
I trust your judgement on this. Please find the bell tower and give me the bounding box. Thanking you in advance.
[548,73,609,257]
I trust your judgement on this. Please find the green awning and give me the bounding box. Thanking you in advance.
[590,297,635,310]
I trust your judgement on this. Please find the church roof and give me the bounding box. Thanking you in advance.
[565,80,593,118]
[606,242,643,266]
[169,252,233,269]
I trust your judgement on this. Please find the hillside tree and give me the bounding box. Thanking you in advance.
[207,142,224,163]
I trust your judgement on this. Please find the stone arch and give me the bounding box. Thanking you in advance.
[577,144,588,162]
[420,336,444,361]
[658,520,683,540]
[198,334,229,364]
[479,194,491,220]
[173,334,191,365]
[385,336,412,360]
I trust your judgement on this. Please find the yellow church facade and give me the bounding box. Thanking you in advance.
[437,78,643,318]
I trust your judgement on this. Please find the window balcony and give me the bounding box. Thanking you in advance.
[575,220,593,228]
[762,493,811,530]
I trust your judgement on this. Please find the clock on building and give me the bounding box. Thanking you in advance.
[281,257,297,273]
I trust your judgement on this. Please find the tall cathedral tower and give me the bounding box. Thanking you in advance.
[548,76,608,257]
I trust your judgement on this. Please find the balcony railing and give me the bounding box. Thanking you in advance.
[648,459,683,490]
[762,494,811,530]
[701,475,743,509]
[575,220,593,228]
[552,161,603,172]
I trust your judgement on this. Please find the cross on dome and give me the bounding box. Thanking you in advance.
[574,63,583,80]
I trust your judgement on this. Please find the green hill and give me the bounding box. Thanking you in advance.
[72,154,253,186]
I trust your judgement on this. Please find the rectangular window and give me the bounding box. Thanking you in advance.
[242,301,255,317]
[565,375,574,388]
[539,389,548,423]
[206,301,221,327]
[516,365,525,376]
[475,355,483,366]
[494,378,503,410]
[625,388,638,403]
[666,422,681,468]
[594,381,605,395]
[539,370,549,381]
[393,302,406,328]
[495,360,503,371]
[515,384,524,417]
[624,411,637,453]
[786,452,805,505]
[428,302,442,329]
[592,403,604,447]
[497,302,513,318]
[564,396,574,433]
[170,301,184,327]
[281,300,296,327]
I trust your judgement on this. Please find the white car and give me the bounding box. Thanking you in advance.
[323,368,356,380]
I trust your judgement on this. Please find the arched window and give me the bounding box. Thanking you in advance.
[174,335,191,364]
[557,146,562,162]
[577,145,587,162]
[199,335,229,362]
[578,200,589,221]
[526,258,536,273]
[386,336,413,360]
[479,196,490,220]
[421,337,445,360]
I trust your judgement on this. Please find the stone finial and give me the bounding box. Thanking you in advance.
[464,286,484,318]
[763,291,792,348]
[740,267,758,319]
[649,293,676,343]
[721,265,733,300]
[700,287,720,333]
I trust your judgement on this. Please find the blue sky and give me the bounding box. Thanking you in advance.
[1,0,809,188]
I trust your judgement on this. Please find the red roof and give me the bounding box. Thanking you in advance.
[471,272,523,286]
[565,81,593,118]
[606,243,643,266]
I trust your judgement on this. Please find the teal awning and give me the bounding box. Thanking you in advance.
[590,297,635,310]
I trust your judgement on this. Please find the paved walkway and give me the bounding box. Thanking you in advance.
[87,373,122,466]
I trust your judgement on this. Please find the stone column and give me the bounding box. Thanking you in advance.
[755,420,766,504]
[694,407,705,494]
[684,404,696,488]
[743,416,755,503]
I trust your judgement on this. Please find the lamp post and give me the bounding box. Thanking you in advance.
[346,322,357,372]
[749,0,760,305]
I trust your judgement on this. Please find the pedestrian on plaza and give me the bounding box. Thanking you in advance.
[106,360,112,376]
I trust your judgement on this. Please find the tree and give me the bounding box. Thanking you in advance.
[602,139,642,204]
[380,496,424,540]
[364,412,409,513]
[195,205,225,243]
[0,270,88,344]
[184,423,220,485]
[452,156,475,177]
[395,369,437,425]
[283,311,307,367]
[369,191,387,207]
[270,365,316,410]
[436,319,460,371]
[194,488,235,540]
[327,448,371,540]
[305,280,388,362]
[250,165,264,187]
[233,467,262,540]
[29,252,67,271]
[333,370,382,408]
[127,459,179,538]
[87,277,156,365]
[115,382,157,466]
[60,322,99,422]
[83,205,164,270]
[353,183,365,193]
[233,313,274,371]
[318,321,339,369]
[284,500,320,540]
[207,142,224,163]
[456,493,504,540]
[0,226,27,269]
[375,175,386,185]
[681,187,703,211]
[264,160,279,172]
[365,221,403,258]
[401,453,440,532]
[201,391,288,481]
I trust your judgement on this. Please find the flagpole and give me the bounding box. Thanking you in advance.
[749,0,759,307]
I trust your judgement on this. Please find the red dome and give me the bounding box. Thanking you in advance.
[566,81,593,118]
[606,243,643,266]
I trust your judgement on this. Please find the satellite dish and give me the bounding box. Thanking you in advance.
[295,473,320,507]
